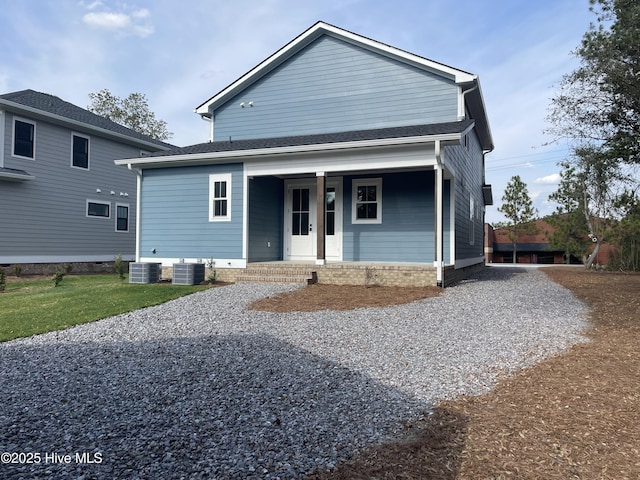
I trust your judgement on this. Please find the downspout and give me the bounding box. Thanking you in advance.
[458,82,478,120]
[435,140,444,287]
[129,164,142,262]
[200,113,214,142]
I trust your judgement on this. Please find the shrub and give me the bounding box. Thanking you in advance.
[52,271,65,287]
[206,258,217,284]
[13,265,22,277]
[0,269,6,292]
[114,253,126,281]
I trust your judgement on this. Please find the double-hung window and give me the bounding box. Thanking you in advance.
[209,174,232,221]
[72,133,90,169]
[13,118,35,159]
[116,204,129,232]
[352,178,382,224]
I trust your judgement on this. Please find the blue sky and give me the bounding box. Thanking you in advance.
[0,0,595,223]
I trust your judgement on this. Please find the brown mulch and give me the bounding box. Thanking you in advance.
[252,268,640,480]
[249,284,442,311]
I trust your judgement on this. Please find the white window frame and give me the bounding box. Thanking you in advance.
[71,132,90,170]
[209,173,232,222]
[86,199,111,219]
[352,177,382,224]
[115,203,130,232]
[12,117,36,160]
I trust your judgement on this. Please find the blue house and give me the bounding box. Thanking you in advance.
[115,22,494,286]
[0,90,172,273]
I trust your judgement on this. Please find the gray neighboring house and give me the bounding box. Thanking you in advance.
[0,90,173,272]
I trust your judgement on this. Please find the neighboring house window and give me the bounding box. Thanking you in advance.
[352,178,382,224]
[209,174,231,221]
[116,204,129,232]
[13,118,35,159]
[87,200,110,218]
[72,133,90,169]
[469,196,475,245]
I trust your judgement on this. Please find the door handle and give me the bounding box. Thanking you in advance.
[310,224,313,232]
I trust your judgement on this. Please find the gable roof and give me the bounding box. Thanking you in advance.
[195,21,493,151]
[0,89,174,151]
[115,119,474,168]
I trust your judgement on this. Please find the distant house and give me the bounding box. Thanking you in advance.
[486,218,614,265]
[115,22,495,286]
[0,90,172,273]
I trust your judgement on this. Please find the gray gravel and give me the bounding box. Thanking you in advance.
[0,267,589,479]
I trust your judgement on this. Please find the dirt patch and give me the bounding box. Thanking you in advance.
[296,268,640,480]
[249,284,442,312]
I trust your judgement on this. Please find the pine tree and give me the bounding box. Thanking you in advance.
[497,176,538,263]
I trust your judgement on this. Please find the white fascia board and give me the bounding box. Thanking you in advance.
[0,99,170,151]
[320,23,477,84]
[195,21,477,116]
[114,132,463,169]
[0,171,35,181]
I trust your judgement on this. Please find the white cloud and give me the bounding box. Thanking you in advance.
[82,6,153,38]
[536,173,561,184]
[83,12,131,29]
[131,8,150,19]
[82,1,103,10]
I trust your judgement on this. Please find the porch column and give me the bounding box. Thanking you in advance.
[435,141,444,287]
[316,172,326,265]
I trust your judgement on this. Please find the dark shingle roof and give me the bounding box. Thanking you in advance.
[142,119,474,158]
[0,89,173,149]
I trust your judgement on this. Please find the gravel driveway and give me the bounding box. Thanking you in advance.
[0,267,589,479]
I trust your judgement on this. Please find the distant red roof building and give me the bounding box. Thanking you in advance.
[485,218,614,265]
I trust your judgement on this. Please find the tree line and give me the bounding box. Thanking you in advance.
[498,0,639,270]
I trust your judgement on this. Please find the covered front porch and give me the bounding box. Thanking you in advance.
[246,166,454,285]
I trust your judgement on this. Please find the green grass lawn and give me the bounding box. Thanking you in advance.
[0,274,210,342]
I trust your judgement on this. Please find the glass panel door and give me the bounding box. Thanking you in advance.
[292,188,310,236]
[286,182,316,259]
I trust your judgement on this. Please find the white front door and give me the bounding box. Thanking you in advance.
[285,178,342,261]
[285,181,317,260]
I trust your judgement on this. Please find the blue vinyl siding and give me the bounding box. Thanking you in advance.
[0,112,141,261]
[248,176,284,261]
[214,35,458,141]
[443,179,451,264]
[343,171,435,262]
[445,129,485,261]
[140,164,243,259]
